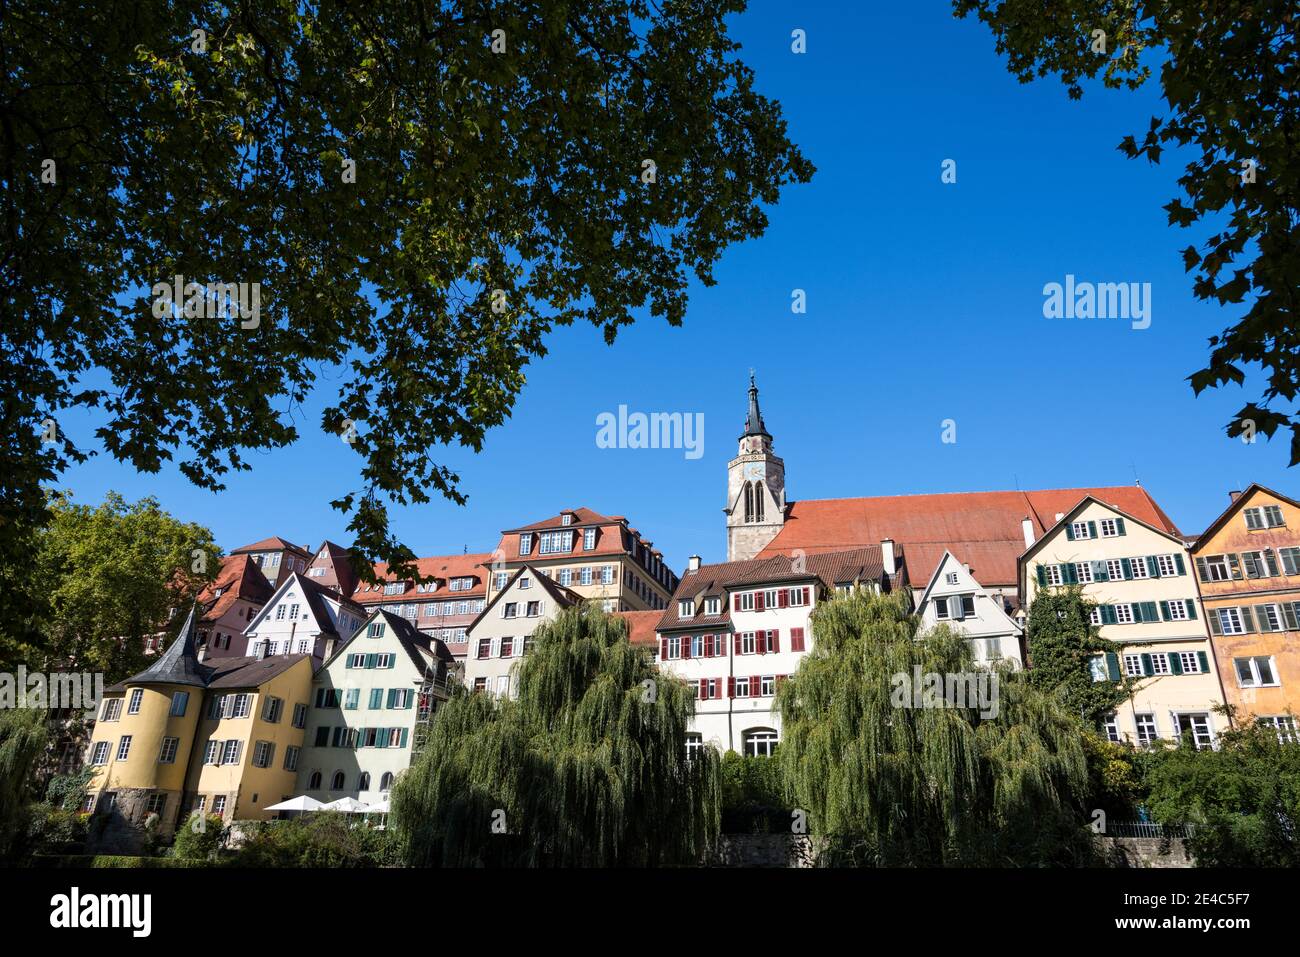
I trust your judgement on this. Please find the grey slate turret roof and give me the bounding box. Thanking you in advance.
[742,372,769,438]
[126,605,208,688]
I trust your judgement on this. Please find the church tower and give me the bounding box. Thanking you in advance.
[726,374,786,561]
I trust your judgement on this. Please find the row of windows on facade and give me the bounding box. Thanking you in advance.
[1065,517,1129,540]
[89,736,298,772]
[251,552,305,572]
[687,729,779,758]
[1101,712,1216,749]
[1090,649,1211,682]
[1038,553,1188,586]
[517,526,676,590]
[377,599,485,618]
[311,726,410,749]
[1196,548,1300,581]
[316,686,416,710]
[306,769,395,792]
[98,691,306,728]
[1208,601,1300,635]
[690,674,788,699]
[357,576,477,594]
[1088,599,1199,625]
[476,635,534,659]
[660,629,807,660]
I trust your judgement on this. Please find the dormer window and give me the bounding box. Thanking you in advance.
[520,532,533,554]
[679,599,695,617]
[583,527,597,550]
[383,582,405,596]
[704,597,720,616]
[562,513,573,526]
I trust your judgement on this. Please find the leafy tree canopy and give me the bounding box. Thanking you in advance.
[10,491,220,679]
[391,604,719,866]
[954,1,1299,459]
[2,0,814,587]
[0,708,49,861]
[776,589,1098,866]
[1143,716,1300,866]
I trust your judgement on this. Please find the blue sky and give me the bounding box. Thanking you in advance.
[55,2,1290,569]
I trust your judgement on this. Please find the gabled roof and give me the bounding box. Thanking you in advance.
[465,565,584,635]
[916,550,1023,635]
[198,554,273,623]
[306,540,361,597]
[756,485,1180,586]
[657,546,899,631]
[1017,495,1187,568]
[503,507,622,533]
[1192,483,1300,549]
[323,609,452,676]
[231,536,310,555]
[247,573,365,638]
[206,653,312,690]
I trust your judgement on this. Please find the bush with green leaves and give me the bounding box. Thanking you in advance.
[719,751,789,834]
[231,815,398,868]
[171,814,227,861]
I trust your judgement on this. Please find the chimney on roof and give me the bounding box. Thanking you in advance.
[1229,490,1243,502]
[687,555,701,573]
[964,563,972,575]
[881,539,896,577]
[1022,517,1035,548]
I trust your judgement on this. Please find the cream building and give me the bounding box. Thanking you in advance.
[915,551,1025,668]
[464,567,583,697]
[1020,497,1228,748]
[297,610,455,803]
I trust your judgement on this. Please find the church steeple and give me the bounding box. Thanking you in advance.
[726,373,786,561]
[743,371,770,439]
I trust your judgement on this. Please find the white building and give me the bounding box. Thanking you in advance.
[463,566,583,698]
[243,573,367,662]
[915,551,1025,668]
[297,610,454,803]
[655,546,900,755]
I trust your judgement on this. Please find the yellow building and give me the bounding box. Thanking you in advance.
[1190,485,1300,739]
[1019,497,1229,748]
[86,607,314,844]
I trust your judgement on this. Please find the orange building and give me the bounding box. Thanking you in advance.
[1190,485,1300,740]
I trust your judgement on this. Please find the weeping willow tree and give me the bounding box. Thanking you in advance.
[392,604,719,866]
[776,589,1098,866]
[0,708,49,860]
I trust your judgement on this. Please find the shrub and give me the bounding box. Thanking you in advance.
[171,814,226,861]
[719,751,790,833]
[231,814,397,867]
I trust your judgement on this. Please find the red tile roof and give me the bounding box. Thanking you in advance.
[197,554,273,624]
[503,507,621,533]
[231,536,310,555]
[756,486,1179,587]
[352,552,492,603]
[614,610,661,648]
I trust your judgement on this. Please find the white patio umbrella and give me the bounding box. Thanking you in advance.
[264,795,325,813]
[321,796,371,813]
[366,797,390,814]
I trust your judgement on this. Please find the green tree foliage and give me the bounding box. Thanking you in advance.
[719,750,789,833]
[13,492,219,679]
[953,0,1300,460]
[392,604,719,866]
[1025,586,1132,728]
[1144,717,1300,866]
[1080,729,1143,819]
[2,1,815,590]
[232,815,398,868]
[0,708,49,860]
[776,590,1098,866]
[171,814,227,861]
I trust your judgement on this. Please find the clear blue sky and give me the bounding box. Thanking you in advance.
[55,3,1291,570]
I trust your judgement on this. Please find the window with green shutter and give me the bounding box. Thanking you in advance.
[1105,652,1121,681]
[1146,556,1160,578]
[1141,601,1158,622]
[369,688,383,709]
[1140,653,1154,676]
[1121,558,1133,579]
[1185,599,1198,620]
[1197,651,1210,673]
[1159,600,1172,621]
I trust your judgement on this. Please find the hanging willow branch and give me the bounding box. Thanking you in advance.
[776,589,1097,866]
[392,605,719,866]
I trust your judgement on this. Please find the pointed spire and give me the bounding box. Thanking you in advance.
[743,371,769,438]
[126,603,209,688]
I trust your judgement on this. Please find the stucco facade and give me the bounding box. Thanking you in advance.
[1191,486,1300,738]
[464,567,581,697]
[1021,498,1227,748]
[916,551,1025,668]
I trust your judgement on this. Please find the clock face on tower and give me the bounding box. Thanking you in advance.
[743,463,764,481]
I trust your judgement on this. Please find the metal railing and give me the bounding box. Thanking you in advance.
[1104,821,1195,839]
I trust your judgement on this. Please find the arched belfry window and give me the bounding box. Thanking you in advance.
[754,482,764,523]
[743,482,754,523]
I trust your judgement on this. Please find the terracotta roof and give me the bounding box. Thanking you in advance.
[288,574,366,636]
[325,610,453,675]
[306,540,361,597]
[198,554,273,623]
[755,486,1180,587]
[465,565,585,635]
[231,536,310,555]
[614,610,661,648]
[352,552,492,602]
[656,546,897,631]
[503,507,621,533]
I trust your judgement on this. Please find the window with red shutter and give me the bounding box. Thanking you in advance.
[803,587,811,605]
[659,638,668,661]
[733,633,741,655]
[756,591,765,612]
[752,677,763,698]
[682,638,691,659]
[733,593,741,611]
[756,631,767,655]
[779,589,788,608]
[791,627,805,652]
[770,629,780,653]
[727,676,735,698]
